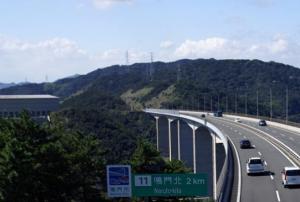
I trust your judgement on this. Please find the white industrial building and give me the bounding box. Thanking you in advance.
[0,95,59,118]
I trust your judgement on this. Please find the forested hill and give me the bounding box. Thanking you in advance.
[1,58,300,122]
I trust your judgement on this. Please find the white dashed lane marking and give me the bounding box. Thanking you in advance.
[289,137,295,141]
[276,190,281,202]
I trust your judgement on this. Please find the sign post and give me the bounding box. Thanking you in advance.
[106,165,132,198]
[132,173,208,197]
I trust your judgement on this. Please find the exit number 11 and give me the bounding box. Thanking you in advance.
[134,175,152,186]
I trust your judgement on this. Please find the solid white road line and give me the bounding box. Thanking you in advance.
[276,190,281,202]
[258,151,262,156]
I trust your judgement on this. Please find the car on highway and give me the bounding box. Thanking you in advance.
[214,110,223,117]
[258,119,267,126]
[201,114,206,118]
[240,139,251,149]
[281,167,300,187]
[234,118,241,123]
[246,157,265,175]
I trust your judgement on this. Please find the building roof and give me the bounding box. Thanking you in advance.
[0,95,59,99]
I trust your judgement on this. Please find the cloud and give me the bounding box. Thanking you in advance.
[0,37,86,57]
[0,35,153,82]
[93,49,150,65]
[268,38,288,53]
[173,36,300,67]
[92,0,133,9]
[160,40,174,49]
[0,36,95,82]
[174,37,242,58]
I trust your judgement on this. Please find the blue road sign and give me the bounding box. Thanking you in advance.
[107,165,132,197]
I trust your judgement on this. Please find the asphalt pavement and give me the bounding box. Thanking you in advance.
[205,116,300,202]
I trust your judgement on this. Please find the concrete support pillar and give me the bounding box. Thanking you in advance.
[168,118,174,161]
[156,116,179,160]
[216,139,225,182]
[188,123,199,174]
[154,116,159,151]
[179,120,193,168]
[195,126,213,198]
[157,116,169,157]
[169,119,179,160]
[177,120,181,160]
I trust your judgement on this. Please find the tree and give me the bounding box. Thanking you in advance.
[130,139,166,173]
[0,113,105,201]
[164,160,191,173]
[130,139,190,174]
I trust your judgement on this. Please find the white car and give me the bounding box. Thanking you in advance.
[246,157,265,175]
[282,167,300,187]
[234,118,241,123]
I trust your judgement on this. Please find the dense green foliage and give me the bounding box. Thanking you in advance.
[130,140,191,174]
[0,113,105,201]
[56,109,155,164]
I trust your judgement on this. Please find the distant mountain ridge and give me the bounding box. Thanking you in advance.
[1,58,300,122]
[0,82,18,90]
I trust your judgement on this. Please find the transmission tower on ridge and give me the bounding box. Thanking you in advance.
[125,50,129,65]
[149,52,154,81]
[177,64,181,81]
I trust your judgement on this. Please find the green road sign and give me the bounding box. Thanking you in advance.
[132,173,208,197]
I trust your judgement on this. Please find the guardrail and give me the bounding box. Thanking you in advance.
[218,140,235,202]
[144,108,235,202]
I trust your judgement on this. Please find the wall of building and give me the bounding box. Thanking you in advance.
[0,98,59,118]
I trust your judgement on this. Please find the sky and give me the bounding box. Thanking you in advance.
[0,0,300,83]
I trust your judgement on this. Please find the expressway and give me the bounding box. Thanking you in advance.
[193,113,300,202]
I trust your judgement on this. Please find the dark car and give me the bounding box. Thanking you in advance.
[240,139,252,149]
[214,111,223,117]
[259,120,267,126]
[201,114,206,118]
